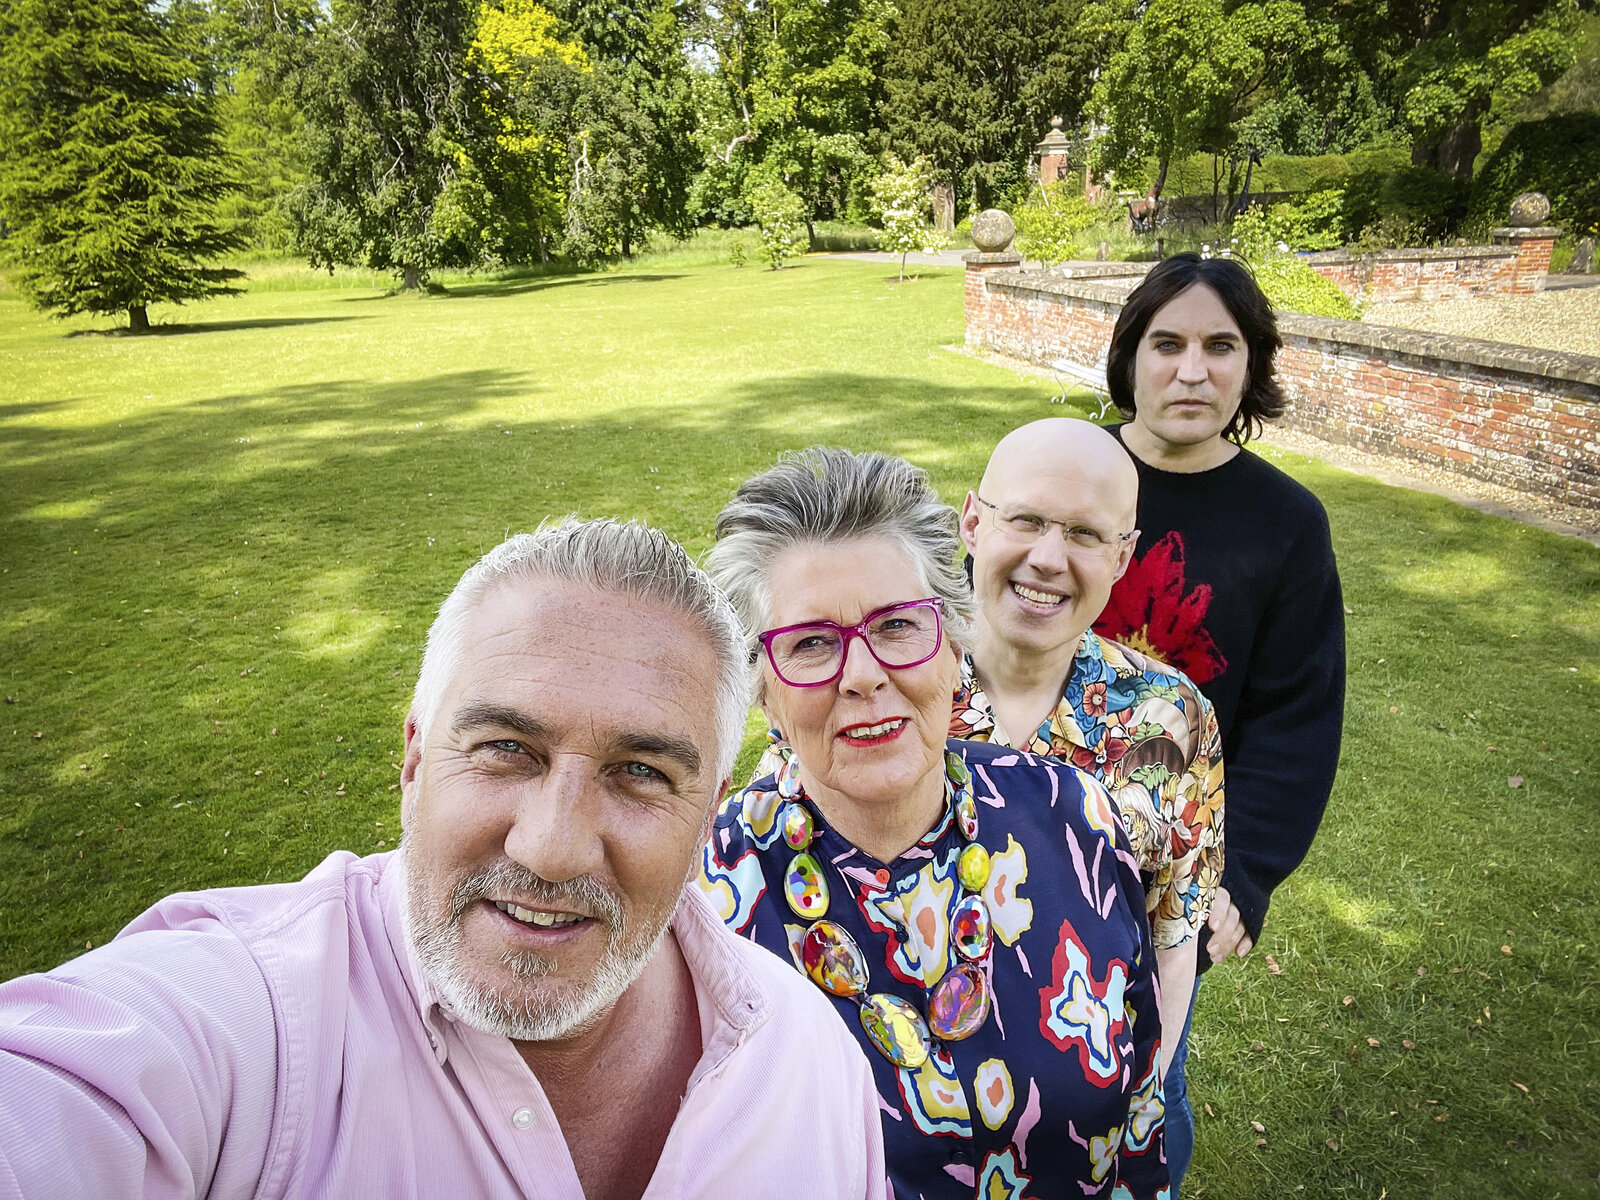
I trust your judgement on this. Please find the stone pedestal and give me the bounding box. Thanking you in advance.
[1491,225,1560,294]
[963,251,1024,346]
[1034,117,1073,188]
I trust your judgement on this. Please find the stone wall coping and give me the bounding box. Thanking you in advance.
[986,270,1138,304]
[1490,226,1562,240]
[984,269,1600,391]
[962,251,1024,264]
[1305,246,1513,264]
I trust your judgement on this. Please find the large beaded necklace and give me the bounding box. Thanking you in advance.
[773,747,996,1070]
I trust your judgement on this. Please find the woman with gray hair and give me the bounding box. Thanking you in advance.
[699,447,1168,1199]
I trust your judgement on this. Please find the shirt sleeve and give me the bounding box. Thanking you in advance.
[1113,828,1170,1199]
[1216,506,1346,944]
[1148,681,1225,950]
[0,927,279,1200]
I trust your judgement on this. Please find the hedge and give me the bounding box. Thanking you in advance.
[1467,114,1600,234]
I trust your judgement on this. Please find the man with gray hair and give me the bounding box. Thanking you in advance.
[0,518,886,1199]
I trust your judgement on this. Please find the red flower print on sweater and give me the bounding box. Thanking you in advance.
[1094,531,1227,685]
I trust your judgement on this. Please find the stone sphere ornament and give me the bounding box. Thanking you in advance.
[1509,192,1551,227]
[971,209,1016,253]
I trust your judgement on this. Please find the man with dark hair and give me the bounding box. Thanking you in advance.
[1092,252,1346,1194]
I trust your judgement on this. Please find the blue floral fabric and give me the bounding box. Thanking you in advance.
[699,738,1169,1200]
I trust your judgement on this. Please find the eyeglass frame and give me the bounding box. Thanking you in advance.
[972,494,1138,554]
[756,597,947,689]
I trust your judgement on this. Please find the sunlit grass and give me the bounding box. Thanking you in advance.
[2,257,1598,1198]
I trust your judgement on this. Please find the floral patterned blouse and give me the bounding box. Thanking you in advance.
[699,738,1168,1200]
[950,634,1225,951]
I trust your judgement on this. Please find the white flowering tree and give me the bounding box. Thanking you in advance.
[745,179,809,270]
[869,154,948,281]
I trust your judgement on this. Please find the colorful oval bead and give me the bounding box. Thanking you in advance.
[801,921,868,997]
[957,843,991,891]
[780,802,815,850]
[945,751,971,789]
[783,851,829,919]
[859,993,931,1068]
[951,894,993,961]
[776,757,802,799]
[954,787,979,842]
[927,961,990,1041]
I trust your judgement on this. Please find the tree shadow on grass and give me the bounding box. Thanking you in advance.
[440,272,688,300]
[64,315,373,337]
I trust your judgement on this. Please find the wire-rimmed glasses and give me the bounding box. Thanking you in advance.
[973,495,1137,557]
[758,598,946,688]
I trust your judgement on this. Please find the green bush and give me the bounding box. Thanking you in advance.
[1013,184,1100,266]
[744,179,808,270]
[1232,209,1361,320]
[1338,166,1469,246]
[1119,148,1412,198]
[1261,189,1345,251]
[1468,114,1600,234]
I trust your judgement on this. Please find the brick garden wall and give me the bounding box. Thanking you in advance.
[964,259,1600,509]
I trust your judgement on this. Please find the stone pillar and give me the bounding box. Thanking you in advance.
[964,252,1024,346]
[1491,192,1559,295]
[964,209,1022,348]
[1033,116,1072,188]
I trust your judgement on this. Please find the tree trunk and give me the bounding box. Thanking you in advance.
[622,228,632,258]
[401,265,422,290]
[128,305,149,332]
[1231,155,1257,218]
[1411,106,1482,180]
[900,252,907,283]
[805,216,816,249]
[1151,155,1171,202]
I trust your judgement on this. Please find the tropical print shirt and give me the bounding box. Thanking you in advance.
[700,738,1168,1200]
[949,634,1225,951]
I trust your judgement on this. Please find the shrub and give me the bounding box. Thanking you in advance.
[1339,167,1468,246]
[1261,189,1345,251]
[744,180,808,270]
[1231,209,1361,320]
[1468,114,1600,234]
[1013,184,1100,266]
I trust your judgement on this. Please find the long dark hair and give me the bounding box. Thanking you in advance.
[1106,253,1284,444]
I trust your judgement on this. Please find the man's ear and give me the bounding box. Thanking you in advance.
[399,711,425,827]
[958,492,982,556]
[1112,530,1141,583]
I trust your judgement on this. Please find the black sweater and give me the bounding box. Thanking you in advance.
[1095,427,1346,962]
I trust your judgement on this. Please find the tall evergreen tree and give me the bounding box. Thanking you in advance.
[0,0,243,330]
[287,0,482,287]
[880,0,1097,214]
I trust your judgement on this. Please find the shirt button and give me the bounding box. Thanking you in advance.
[512,1107,535,1130]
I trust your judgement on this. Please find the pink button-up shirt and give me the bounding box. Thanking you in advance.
[0,851,886,1199]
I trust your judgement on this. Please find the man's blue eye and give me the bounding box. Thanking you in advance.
[622,762,663,781]
[489,740,522,754]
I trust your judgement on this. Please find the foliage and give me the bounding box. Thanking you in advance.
[1324,0,1583,178]
[867,154,946,279]
[1013,185,1101,266]
[287,0,483,285]
[1087,0,1336,199]
[1339,165,1469,246]
[467,0,589,263]
[880,0,1096,214]
[0,0,244,329]
[1467,113,1600,234]
[1258,189,1345,251]
[1230,209,1360,318]
[692,0,892,230]
[3,262,1598,1199]
[745,177,808,268]
[543,0,700,255]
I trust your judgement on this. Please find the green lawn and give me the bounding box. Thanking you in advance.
[2,253,1598,1198]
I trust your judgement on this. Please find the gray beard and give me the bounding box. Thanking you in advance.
[401,840,673,1042]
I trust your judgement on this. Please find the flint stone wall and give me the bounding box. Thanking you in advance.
[963,261,1600,509]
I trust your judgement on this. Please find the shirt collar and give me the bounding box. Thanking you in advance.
[962,637,1098,754]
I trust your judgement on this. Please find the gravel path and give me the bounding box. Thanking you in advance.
[1364,283,1600,359]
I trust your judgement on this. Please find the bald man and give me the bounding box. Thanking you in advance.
[952,418,1224,1064]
